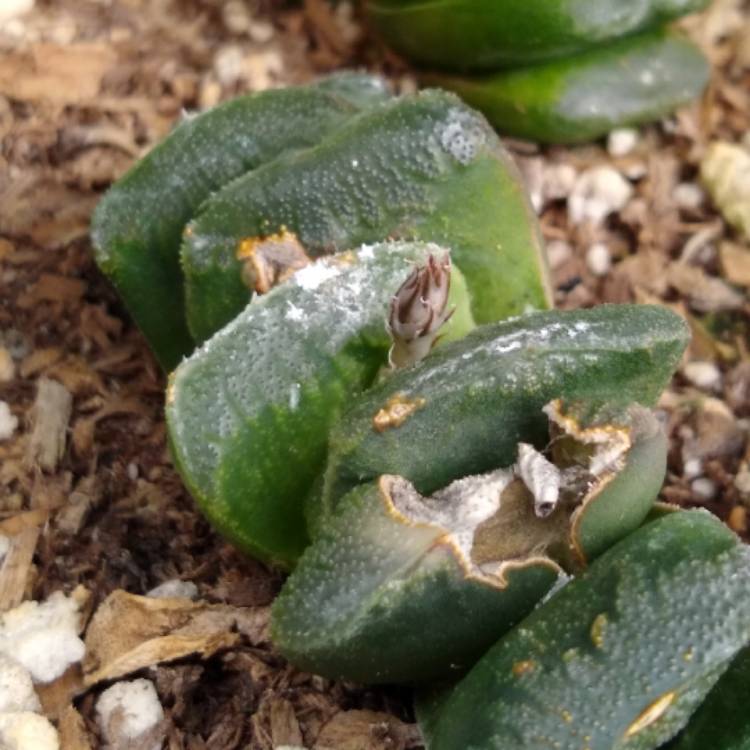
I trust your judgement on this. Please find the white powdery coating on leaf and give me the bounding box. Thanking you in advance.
[172,242,447,492]
[0,656,40,713]
[0,712,59,750]
[97,679,164,747]
[437,109,486,165]
[289,382,301,411]
[293,261,341,291]
[357,243,376,259]
[285,301,305,322]
[0,592,84,683]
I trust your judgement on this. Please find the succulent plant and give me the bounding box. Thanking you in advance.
[167,242,475,568]
[425,30,709,145]
[179,89,550,343]
[367,0,709,71]
[368,2,710,144]
[269,303,688,683]
[670,646,750,750]
[416,510,750,750]
[91,73,392,369]
[92,75,748,750]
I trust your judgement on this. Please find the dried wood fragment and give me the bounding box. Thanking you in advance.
[58,703,94,750]
[720,241,750,287]
[0,526,41,612]
[25,377,73,472]
[269,697,304,747]
[83,590,269,686]
[314,710,420,750]
[667,262,745,313]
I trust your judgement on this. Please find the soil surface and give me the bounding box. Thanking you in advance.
[0,1,748,748]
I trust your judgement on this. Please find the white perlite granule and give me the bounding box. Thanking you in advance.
[97,679,165,750]
[0,592,85,683]
[0,712,59,750]
[0,656,40,713]
[0,402,18,441]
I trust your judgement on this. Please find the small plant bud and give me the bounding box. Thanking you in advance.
[388,252,454,368]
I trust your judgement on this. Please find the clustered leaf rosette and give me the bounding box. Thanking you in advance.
[92,75,550,369]
[367,1,710,144]
[91,72,393,369]
[272,305,687,685]
[417,510,750,750]
[166,242,476,568]
[92,72,750,750]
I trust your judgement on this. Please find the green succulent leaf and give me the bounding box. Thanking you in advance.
[545,399,668,566]
[166,242,474,569]
[669,646,750,750]
[426,30,709,144]
[272,474,561,684]
[180,89,550,343]
[368,0,709,71]
[277,394,669,683]
[91,73,391,369]
[317,304,689,525]
[417,510,750,750]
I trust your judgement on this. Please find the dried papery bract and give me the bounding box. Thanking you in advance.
[237,230,312,294]
[516,442,561,518]
[388,252,454,368]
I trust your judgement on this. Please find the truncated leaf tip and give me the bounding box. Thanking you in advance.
[236,229,311,294]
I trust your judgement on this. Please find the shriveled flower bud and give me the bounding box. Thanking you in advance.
[388,252,454,368]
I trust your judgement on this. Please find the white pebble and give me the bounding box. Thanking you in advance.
[691,477,717,500]
[0,402,18,441]
[146,579,198,600]
[222,0,251,33]
[586,243,612,277]
[248,19,275,43]
[97,679,164,750]
[0,656,40,713]
[568,167,634,225]
[683,458,703,479]
[683,361,722,391]
[0,0,34,23]
[622,161,647,181]
[735,467,750,496]
[126,462,139,481]
[546,240,572,270]
[213,45,244,87]
[0,712,59,750]
[607,128,639,157]
[673,182,705,211]
[543,163,577,202]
